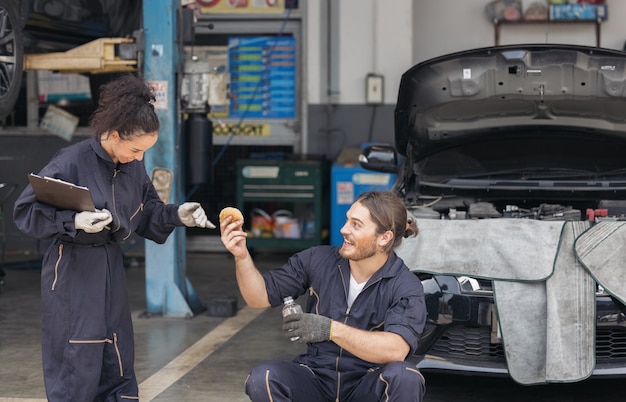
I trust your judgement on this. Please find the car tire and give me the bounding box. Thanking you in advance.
[0,0,23,122]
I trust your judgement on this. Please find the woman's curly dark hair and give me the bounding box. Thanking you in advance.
[89,74,160,140]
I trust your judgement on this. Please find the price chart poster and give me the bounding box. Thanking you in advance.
[228,36,296,119]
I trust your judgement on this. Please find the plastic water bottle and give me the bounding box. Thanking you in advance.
[282,296,303,341]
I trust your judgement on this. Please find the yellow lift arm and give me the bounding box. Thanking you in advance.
[24,37,138,74]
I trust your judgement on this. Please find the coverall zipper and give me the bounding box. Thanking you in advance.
[123,203,143,240]
[68,332,124,377]
[111,169,121,233]
[51,243,63,291]
[333,263,383,401]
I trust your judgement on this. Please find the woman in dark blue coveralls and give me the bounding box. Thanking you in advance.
[220,191,427,402]
[13,74,215,402]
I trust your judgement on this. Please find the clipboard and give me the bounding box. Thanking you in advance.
[28,173,96,212]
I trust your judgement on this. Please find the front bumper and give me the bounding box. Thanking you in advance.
[414,274,626,379]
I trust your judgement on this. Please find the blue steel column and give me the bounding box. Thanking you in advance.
[142,0,203,317]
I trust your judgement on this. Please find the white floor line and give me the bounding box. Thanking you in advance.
[0,306,266,402]
[138,306,266,401]
[0,399,47,402]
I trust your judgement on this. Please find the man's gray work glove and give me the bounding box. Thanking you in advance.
[75,209,113,233]
[178,202,216,228]
[282,313,332,344]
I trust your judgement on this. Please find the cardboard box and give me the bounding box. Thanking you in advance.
[37,70,91,102]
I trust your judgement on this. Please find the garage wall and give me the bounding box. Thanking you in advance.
[305,0,626,155]
[304,0,410,155]
[413,0,626,63]
[306,0,626,105]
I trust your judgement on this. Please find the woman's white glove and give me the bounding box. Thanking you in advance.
[178,202,216,229]
[75,209,113,233]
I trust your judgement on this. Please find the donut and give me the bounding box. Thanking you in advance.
[219,207,244,227]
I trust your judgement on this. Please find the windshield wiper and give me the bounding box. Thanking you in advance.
[455,167,596,180]
[598,167,626,178]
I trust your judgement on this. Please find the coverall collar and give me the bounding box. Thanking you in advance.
[339,251,405,288]
[89,138,136,173]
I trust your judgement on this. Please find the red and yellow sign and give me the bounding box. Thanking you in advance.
[195,0,284,14]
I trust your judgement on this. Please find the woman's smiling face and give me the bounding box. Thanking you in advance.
[101,130,158,164]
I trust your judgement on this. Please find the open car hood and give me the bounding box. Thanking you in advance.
[395,44,626,159]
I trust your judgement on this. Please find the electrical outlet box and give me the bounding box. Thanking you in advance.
[366,74,384,104]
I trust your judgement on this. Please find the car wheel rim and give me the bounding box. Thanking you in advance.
[0,6,16,99]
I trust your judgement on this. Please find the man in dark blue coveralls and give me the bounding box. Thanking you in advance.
[13,74,215,401]
[220,191,426,402]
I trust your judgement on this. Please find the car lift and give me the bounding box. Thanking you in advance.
[23,37,138,74]
[21,0,204,318]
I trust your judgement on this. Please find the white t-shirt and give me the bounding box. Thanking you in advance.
[348,274,367,308]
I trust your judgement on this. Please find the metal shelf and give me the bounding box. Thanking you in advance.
[493,18,603,47]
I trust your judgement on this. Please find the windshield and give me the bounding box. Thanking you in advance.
[418,132,626,183]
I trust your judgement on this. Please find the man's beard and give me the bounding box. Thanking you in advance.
[339,236,378,261]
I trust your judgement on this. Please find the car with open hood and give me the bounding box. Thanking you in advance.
[360,44,626,384]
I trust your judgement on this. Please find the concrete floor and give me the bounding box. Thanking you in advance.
[0,249,305,402]
[6,246,626,402]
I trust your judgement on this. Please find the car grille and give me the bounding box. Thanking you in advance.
[430,326,505,361]
[430,325,626,364]
[597,327,626,360]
